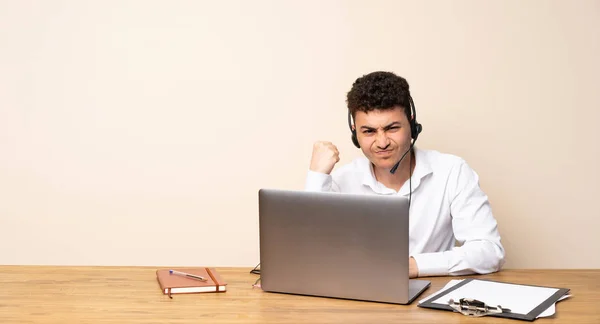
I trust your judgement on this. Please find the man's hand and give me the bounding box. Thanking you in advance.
[409,257,419,278]
[309,141,340,174]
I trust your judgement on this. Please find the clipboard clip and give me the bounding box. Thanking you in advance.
[448,298,511,317]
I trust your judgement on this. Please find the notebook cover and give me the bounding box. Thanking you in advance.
[417,278,570,321]
[156,267,227,297]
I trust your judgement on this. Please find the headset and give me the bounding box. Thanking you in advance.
[347,95,422,154]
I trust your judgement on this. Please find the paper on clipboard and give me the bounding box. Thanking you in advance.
[419,279,571,318]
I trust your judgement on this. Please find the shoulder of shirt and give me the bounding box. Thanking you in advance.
[417,148,469,173]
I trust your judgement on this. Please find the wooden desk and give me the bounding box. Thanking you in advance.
[1,267,599,323]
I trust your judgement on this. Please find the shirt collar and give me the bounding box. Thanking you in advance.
[360,147,434,194]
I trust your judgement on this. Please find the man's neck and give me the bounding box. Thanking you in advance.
[373,150,416,192]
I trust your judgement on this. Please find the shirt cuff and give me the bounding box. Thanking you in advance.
[304,170,332,192]
[411,252,450,277]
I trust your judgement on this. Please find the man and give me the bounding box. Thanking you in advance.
[305,71,505,278]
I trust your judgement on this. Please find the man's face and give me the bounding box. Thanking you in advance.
[353,107,412,171]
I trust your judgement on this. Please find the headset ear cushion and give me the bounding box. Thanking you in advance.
[351,131,360,148]
[412,123,423,139]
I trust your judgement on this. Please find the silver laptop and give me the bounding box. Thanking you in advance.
[258,188,430,304]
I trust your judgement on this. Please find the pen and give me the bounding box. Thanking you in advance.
[169,270,207,281]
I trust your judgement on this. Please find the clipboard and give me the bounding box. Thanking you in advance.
[418,278,570,321]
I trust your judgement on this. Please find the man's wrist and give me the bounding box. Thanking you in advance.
[305,170,332,191]
[409,256,419,278]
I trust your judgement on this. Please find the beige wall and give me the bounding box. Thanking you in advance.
[1,1,598,268]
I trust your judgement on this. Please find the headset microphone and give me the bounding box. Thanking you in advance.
[389,141,414,174]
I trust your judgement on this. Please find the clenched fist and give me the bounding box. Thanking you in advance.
[309,141,340,174]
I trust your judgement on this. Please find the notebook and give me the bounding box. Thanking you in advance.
[156,267,227,298]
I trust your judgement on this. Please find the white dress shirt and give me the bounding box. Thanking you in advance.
[304,147,505,277]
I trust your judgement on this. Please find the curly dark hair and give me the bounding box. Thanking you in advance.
[346,71,411,120]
